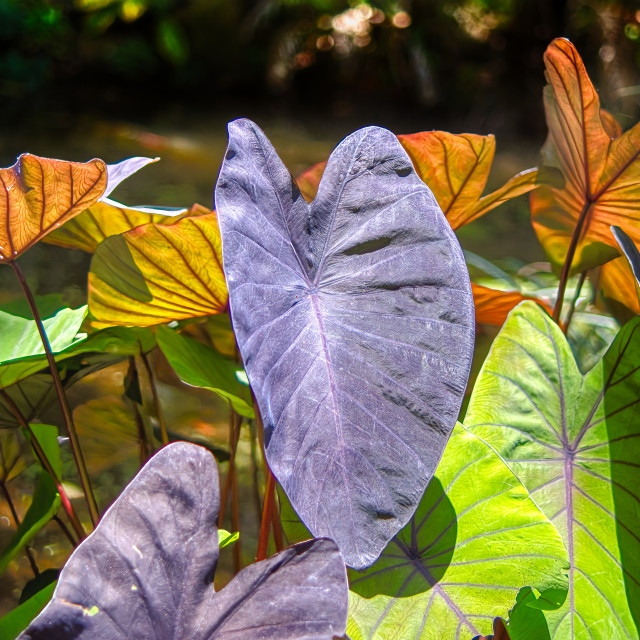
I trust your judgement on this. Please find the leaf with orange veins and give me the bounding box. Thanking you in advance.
[0,154,157,263]
[399,131,538,230]
[45,201,210,253]
[472,283,552,327]
[531,37,640,275]
[88,212,228,328]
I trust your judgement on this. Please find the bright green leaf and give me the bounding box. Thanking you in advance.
[465,301,640,639]
[0,581,55,640]
[156,325,254,419]
[347,423,569,639]
[218,529,239,549]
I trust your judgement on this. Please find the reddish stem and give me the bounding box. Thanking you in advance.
[256,469,276,562]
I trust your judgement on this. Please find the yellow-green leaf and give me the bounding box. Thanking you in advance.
[88,212,227,328]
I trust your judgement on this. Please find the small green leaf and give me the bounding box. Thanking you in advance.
[156,326,254,418]
[218,529,239,549]
[0,301,87,389]
[0,581,56,640]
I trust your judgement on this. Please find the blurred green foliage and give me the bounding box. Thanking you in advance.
[1,1,640,136]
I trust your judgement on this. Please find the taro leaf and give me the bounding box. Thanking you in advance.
[296,148,537,330]
[465,300,640,638]
[45,201,210,254]
[611,225,640,291]
[398,131,538,230]
[0,582,56,640]
[346,423,568,640]
[599,257,640,320]
[156,325,254,418]
[215,118,475,569]
[19,442,348,640]
[0,302,87,389]
[472,283,552,327]
[0,425,61,574]
[0,428,28,482]
[217,529,239,549]
[0,155,156,262]
[0,322,155,391]
[88,212,227,328]
[531,38,640,275]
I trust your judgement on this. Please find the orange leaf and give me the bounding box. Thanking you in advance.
[88,212,227,328]
[531,38,640,274]
[599,256,640,317]
[472,283,552,327]
[45,202,209,253]
[0,155,107,262]
[399,131,538,229]
[297,160,326,203]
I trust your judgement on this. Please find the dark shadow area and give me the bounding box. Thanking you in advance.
[349,477,457,599]
[603,316,640,634]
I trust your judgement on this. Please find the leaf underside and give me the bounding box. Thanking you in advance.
[465,301,640,639]
[216,119,475,569]
[19,443,348,640]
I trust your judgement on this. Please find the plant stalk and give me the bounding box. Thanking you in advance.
[553,200,592,323]
[0,480,40,577]
[127,357,150,465]
[0,389,84,541]
[139,350,168,446]
[256,468,276,562]
[52,514,78,548]
[563,270,588,334]
[10,260,99,527]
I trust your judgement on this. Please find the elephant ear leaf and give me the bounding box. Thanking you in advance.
[531,38,640,275]
[19,442,348,640]
[215,118,475,569]
[611,225,640,290]
[0,155,156,262]
[465,301,640,638]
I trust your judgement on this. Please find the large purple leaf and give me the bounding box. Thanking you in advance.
[215,119,475,569]
[18,443,348,640]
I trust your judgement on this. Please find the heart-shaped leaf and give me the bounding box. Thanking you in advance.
[398,131,538,230]
[0,155,156,262]
[465,301,640,638]
[215,119,475,569]
[599,256,640,320]
[44,202,209,254]
[88,212,227,328]
[18,442,348,639]
[611,225,640,290]
[531,38,640,275]
[346,423,568,639]
[296,142,540,329]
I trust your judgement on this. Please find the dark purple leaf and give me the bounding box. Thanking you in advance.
[215,119,475,569]
[18,443,347,640]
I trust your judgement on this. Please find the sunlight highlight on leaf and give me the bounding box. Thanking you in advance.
[45,202,210,253]
[88,212,227,328]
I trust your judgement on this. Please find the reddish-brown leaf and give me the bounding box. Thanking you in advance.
[0,155,107,262]
[472,283,552,327]
[531,38,640,274]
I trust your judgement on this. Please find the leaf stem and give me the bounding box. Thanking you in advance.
[8,260,99,527]
[52,514,78,548]
[139,351,168,446]
[562,270,588,334]
[553,200,591,323]
[127,357,150,465]
[257,468,276,562]
[0,480,40,577]
[0,389,84,541]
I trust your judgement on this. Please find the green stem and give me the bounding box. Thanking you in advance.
[0,480,40,577]
[139,350,168,446]
[8,260,99,527]
[0,388,84,541]
[553,200,592,323]
[563,270,588,334]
